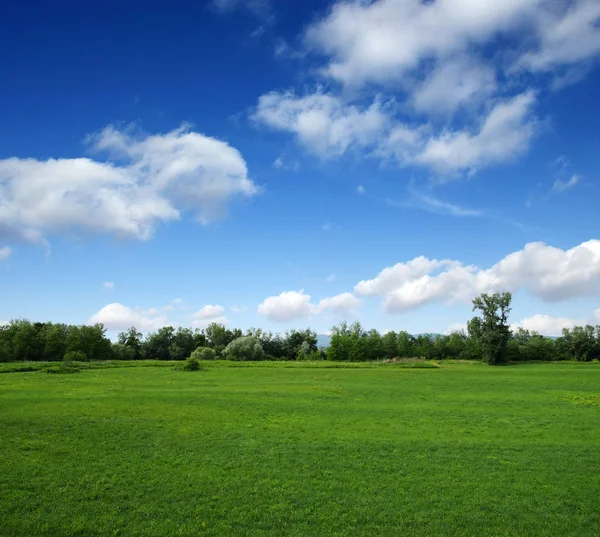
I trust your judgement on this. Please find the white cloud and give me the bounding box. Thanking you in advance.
[253,1,600,177]
[0,247,11,262]
[0,124,257,244]
[258,290,314,322]
[305,0,600,87]
[191,305,229,329]
[355,240,600,312]
[257,289,361,322]
[315,292,361,316]
[412,56,497,115]
[102,282,115,290]
[413,92,537,174]
[193,304,225,320]
[512,314,584,336]
[253,91,389,158]
[356,185,366,195]
[518,0,600,72]
[553,174,580,192]
[88,303,170,332]
[255,89,537,175]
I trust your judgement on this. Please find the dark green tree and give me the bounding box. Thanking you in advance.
[470,292,512,365]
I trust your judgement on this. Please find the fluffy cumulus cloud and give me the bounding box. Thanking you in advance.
[305,0,600,86]
[355,240,600,312]
[512,314,584,336]
[257,290,314,322]
[413,92,537,174]
[87,303,170,332]
[191,304,229,328]
[0,124,257,244]
[255,0,600,175]
[257,290,361,322]
[0,246,11,262]
[254,91,389,158]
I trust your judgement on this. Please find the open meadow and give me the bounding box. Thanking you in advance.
[1,361,599,536]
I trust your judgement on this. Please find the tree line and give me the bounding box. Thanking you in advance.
[1,293,599,364]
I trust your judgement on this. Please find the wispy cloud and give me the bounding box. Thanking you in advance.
[553,174,580,192]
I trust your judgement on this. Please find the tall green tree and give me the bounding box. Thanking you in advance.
[470,292,512,365]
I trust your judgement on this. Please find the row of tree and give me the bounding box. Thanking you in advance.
[1,294,599,364]
[0,320,319,363]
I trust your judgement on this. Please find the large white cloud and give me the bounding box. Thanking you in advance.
[257,290,361,322]
[0,124,257,244]
[255,89,536,174]
[305,0,600,87]
[255,0,600,174]
[87,303,170,332]
[257,290,314,322]
[413,92,537,173]
[518,0,600,71]
[355,240,600,312]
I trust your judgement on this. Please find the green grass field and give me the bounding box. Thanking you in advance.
[1,361,599,536]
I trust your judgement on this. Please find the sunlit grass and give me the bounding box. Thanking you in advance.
[1,361,599,536]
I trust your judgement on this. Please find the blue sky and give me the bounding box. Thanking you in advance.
[1,0,600,337]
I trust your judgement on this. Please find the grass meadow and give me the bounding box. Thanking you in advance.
[1,361,599,536]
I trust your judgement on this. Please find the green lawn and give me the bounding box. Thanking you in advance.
[1,361,599,536]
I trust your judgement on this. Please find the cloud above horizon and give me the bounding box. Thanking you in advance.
[254,0,600,177]
[0,124,257,245]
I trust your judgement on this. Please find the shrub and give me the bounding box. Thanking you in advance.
[64,350,87,362]
[182,357,201,371]
[224,336,265,361]
[190,347,217,361]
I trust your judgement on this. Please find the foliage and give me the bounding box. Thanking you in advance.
[470,292,512,365]
[224,336,265,361]
[63,350,87,362]
[182,357,202,371]
[1,303,600,364]
[191,347,217,361]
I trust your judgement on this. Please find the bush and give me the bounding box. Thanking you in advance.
[224,336,265,361]
[64,350,87,362]
[182,357,201,371]
[190,347,217,361]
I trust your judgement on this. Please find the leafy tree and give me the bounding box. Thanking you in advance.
[191,347,217,361]
[112,343,137,360]
[224,336,265,361]
[297,340,311,360]
[117,327,144,360]
[470,292,512,365]
[64,350,87,362]
[169,328,195,360]
[143,326,174,360]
